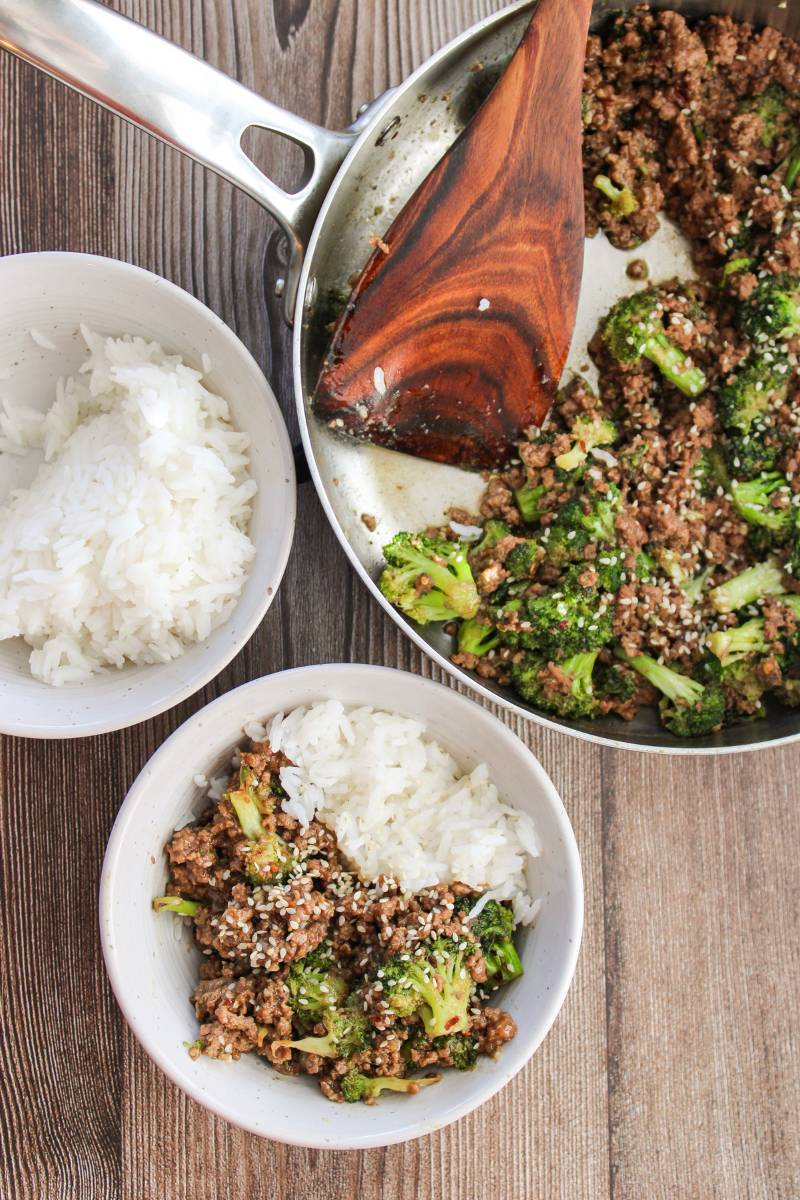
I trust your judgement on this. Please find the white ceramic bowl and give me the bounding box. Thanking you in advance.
[100,664,583,1148]
[0,252,295,737]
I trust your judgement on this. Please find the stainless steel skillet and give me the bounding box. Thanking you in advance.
[2,0,798,754]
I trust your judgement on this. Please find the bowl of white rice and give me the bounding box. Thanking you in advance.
[0,252,295,736]
[100,664,583,1148]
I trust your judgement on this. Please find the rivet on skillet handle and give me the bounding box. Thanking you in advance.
[0,0,357,323]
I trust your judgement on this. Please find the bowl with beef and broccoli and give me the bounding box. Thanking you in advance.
[99,665,581,1147]
[298,2,800,752]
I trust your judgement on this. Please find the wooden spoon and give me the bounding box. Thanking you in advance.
[312,0,593,471]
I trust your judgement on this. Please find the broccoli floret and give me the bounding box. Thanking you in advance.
[471,900,524,983]
[725,432,778,478]
[451,892,479,918]
[490,594,523,625]
[720,658,769,717]
[514,480,549,524]
[505,539,543,579]
[457,617,499,657]
[776,677,800,706]
[718,350,790,434]
[471,519,511,557]
[748,524,779,558]
[617,650,725,736]
[225,765,294,885]
[554,412,618,472]
[602,290,707,397]
[286,943,348,1022]
[730,472,793,537]
[634,550,657,581]
[709,598,800,663]
[597,661,637,701]
[577,487,621,544]
[741,82,789,148]
[435,1033,479,1071]
[593,548,627,593]
[540,487,620,567]
[379,532,479,624]
[509,654,547,701]
[709,558,786,613]
[511,650,602,719]
[524,575,614,657]
[244,836,294,885]
[696,649,767,718]
[341,1070,442,1104]
[275,1006,372,1059]
[381,938,473,1038]
[593,174,639,216]
[695,444,730,497]
[539,521,590,568]
[152,895,200,917]
[738,274,800,343]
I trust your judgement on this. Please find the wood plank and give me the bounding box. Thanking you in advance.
[0,49,123,1200]
[602,749,800,1199]
[0,1,797,1198]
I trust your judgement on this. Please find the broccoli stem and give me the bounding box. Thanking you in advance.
[230,791,265,841]
[683,566,713,605]
[709,559,785,613]
[563,651,601,701]
[457,617,499,657]
[365,1074,441,1098]
[615,649,703,706]
[152,895,200,917]
[730,473,792,533]
[707,618,767,665]
[342,1070,442,1103]
[643,333,707,398]
[514,480,547,524]
[722,257,752,284]
[425,553,479,619]
[593,174,639,216]
[279,1033,338,1057]
[785,142,800,191]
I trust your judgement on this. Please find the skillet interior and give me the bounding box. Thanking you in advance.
[296,0,800,753]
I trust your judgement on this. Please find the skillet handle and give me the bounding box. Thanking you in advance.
[0,0,356,322]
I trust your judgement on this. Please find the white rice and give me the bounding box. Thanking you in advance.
[29,327,56,351]
[241,702,542,925]
[0,326,256,685]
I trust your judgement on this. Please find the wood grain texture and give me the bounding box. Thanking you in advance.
[0,2,797,1198]
[314,0,591,469]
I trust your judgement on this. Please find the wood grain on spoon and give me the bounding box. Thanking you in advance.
[313,0,593,470]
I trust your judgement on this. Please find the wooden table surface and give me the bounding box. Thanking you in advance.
[0,2,798,1197]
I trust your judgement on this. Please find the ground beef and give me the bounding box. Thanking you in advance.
[418,6,800,733]
[158,738,519,1103]
[471,1007,518,1057]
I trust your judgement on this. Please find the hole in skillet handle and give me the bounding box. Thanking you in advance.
[241,126,313,195]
